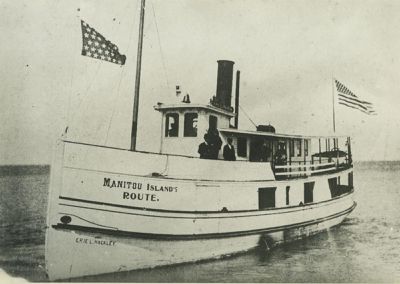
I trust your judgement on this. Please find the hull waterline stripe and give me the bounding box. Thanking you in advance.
[58,190,354,218]
[52,202,356,240]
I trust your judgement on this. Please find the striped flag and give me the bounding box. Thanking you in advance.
[334,79,376,115]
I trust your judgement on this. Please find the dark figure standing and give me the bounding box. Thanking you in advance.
[223,137,236,161]
[208,128,222,159]
[198,134,212,159]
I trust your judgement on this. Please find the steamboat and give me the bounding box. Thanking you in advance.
[45,0,356,280]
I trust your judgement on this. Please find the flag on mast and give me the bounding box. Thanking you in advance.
[334,79,376,115]
[80,20,126,65]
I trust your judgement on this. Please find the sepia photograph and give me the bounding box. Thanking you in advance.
[1,0,399,282]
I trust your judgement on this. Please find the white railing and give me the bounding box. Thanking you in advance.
[274,161,337,177]
[274,161,335,169]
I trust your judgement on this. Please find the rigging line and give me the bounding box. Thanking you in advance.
[103,1,139,145]
[104,68,125,145]
[151,2,170,91]
[69,62,103,127]
[67,38,79,132]
[124,0,138,55]
[239,104,258,128]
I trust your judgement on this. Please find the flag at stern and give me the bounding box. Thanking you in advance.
[334,79,376,115]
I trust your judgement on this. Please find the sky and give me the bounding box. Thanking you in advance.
[1,0,399,164]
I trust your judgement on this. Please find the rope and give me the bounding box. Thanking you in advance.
[69,62,102,128]
[104,68,125,145]
[239,104,258,128]
[103,1,139,145]
[151,3,170,91]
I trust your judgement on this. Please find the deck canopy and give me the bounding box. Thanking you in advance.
[218,128,351,170]
[219,128,348,140]
[154,103,236,118]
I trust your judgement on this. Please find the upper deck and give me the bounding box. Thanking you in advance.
[154,101,352,181]
[153,59,352,180]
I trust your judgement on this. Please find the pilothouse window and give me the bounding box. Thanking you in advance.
[209,115,218,130]
[165,113,179,137]
[184,113,198,137]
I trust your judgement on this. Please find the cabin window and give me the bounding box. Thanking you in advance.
[304,182,315,204]
[289,140,294,157]
[165,113,179,137]
[258,187,276,209]
[237,137,247,158]
[209,115,218,130]
[184,113,198,137]
[295,139,302,157]
[286,186,290,205]
[304,140,309,156]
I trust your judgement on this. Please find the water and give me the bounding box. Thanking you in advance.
[0,162,399,282]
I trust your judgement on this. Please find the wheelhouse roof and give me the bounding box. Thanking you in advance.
[219,128,349,140]
[154,103,236,118]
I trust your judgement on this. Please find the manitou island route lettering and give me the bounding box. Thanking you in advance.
[102,177,178,202]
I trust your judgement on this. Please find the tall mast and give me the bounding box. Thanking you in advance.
[130,0,146,151]
[332,76,336,133]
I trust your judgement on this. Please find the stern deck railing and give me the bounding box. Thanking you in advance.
[273,158,351,180]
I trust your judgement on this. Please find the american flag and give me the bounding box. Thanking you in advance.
[81,20,126,65]
[335,79,376,115]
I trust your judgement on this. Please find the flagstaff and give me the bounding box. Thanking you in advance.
[332,76,336,133]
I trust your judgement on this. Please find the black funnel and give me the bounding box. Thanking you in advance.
[216,60,234,109]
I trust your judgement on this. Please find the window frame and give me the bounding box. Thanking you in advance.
[165,113,179,137]
[295,139,302,157]
[209,115,218,130]
[183,112,198,137]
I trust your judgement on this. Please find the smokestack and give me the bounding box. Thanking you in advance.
[234,70,240,129]
[216,60,234,109]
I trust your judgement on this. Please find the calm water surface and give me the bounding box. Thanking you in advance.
[0,162,399,282]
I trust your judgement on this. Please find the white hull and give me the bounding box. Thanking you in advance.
[45,141,356,280]
[45,202,353,280]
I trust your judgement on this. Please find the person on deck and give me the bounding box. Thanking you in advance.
[198,133,212,159]
[208,128,222,159]
[275,147,287,166]
[259,140,270,162]
[223,137,236,161]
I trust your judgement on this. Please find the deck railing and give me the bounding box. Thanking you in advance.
[273,158,350,179]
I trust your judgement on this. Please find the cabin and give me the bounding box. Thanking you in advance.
[154,103,234,157]
[154,60,352,179]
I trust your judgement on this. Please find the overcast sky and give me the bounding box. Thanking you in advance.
[1,0,399,164]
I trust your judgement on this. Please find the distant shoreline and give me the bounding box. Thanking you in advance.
[0,164,50,176]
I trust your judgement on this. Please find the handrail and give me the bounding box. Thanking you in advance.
[275,161,335,170]
[274,165,337,176]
